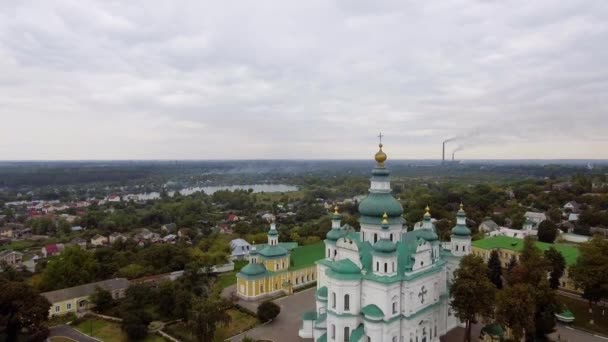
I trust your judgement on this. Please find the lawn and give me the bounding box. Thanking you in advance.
[216,260,248,289]
[557,294,608,336]
[73,317,165,342]
[290,241,325,270]
[165,309,258,342]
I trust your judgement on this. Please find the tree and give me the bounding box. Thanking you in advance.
[257,301,281,323]
[121,309,151,340]
[0,278,51,341]
[547,208,562,223]
[90,286,114,313]
[496,284,536,341]
[188,295,232,342]
[544,247,566,290]
[537,220,558,243]
[569,236,608,324]
[487,250,503,289]
[506,255,517,274]
[38,246,99,291]
[449,255,496,342]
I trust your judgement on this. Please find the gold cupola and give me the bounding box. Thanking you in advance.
[375,143,387,166]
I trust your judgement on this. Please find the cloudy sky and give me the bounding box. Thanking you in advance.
[1,1,607,160]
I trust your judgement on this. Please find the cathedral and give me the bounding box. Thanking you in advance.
[298,142,472,342]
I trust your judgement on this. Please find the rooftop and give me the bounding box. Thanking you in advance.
[42,278,130,303]
[472,236,579,266]
[290,241,324,270]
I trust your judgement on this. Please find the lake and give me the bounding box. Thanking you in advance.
[128,184,299,200]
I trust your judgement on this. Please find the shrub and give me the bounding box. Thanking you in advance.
[257,301,280,322]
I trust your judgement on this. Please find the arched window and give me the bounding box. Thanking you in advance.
[384,263,388,273]
[362,231,366,240]
[374,233,378,243]
[344,294,350,311]
[390,233,393,241]
[344,327,350,342]
[455,245,459,251]
[331,324,335,339]
[393,302,397,314]
[327,248,330,257]
[332,292,336,308]
[376,262,379,271]
[334,249,337,257]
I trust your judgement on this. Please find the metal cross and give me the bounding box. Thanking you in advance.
[378,132,384,144]
[418,286,428,304]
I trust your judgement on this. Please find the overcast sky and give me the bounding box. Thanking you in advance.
[1,1,607,160]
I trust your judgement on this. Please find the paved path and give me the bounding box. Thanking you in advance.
[228,287,316,342]
[551,324,608,342]
[49,325,100,342]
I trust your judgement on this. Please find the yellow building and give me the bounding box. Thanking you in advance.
[41,278,130,317]
[471,236,580,292]
[236,222,323,300]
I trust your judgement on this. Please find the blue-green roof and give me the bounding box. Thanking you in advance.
[302,310,318,320]
[358,192,403,218]
[316,333,327,342]
[361,304,384,319]
[258,245,288,258]
[350,324,365,342]
[452,224,471,236]
[373,239,397,253]
[326,259,362,280]
[327,228,347,241]
[268,229,279,236]
[317,286,328,299]
[239,263,267,277]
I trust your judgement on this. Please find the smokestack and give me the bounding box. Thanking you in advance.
[452,151,455,161]
[442,141,445,162]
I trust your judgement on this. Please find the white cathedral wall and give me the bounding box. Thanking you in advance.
[361,280,401,320]
[401,271,444,319]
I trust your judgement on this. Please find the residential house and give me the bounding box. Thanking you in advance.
[226,213,239,223]
[14,227,31,239]
[261,213,275,222]
[488,227,531,239]
[71,226,84,232]
[0,226,13,238]
[218,224,233,235]
[0,250,23,267]
[523,211,547,233]
[106,195,121,203]
[42,278,130,317]
[563,201,581,213]
[133,228,161,243]
[229,238,251,260]
[568,213,580,222]
[70,237,87,249]
[90,234,108,247]
[161,223,177,233]
[479,220,500,234]
[42,243,65,258]
[162,234,177,243]
[177,228,191,239]
[109,232,127,244]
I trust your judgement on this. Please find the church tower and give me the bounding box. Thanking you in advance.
[358,137,404,244]
[268,221,279,246]
[372,213,398,276]
[450,203,471,257]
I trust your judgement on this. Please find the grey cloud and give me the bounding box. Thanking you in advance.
[0,0,607,160]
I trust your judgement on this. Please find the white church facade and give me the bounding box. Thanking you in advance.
[299,142,472,342]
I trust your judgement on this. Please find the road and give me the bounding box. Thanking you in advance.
[49,324,100,342]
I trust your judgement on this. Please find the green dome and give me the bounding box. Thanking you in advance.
[316,286,328,299]
[239,263,267,276]
[419,229,439,241]
[258,245,288,257]
[452,224,471,236]
[330,259,361,274]
[358,192,403,218]
[326,228,345,241]
[373,239,397,253]
[268,229,279,236]
[361,304,384,319]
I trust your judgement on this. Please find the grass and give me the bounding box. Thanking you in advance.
[165,309,258,342]
[0,239,37,251]
[557,294,608,336]
[216,260,248,289]
[73,317,165,342]
[472,236,580,266]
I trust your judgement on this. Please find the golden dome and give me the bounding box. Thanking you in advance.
[424,205,431,217]
[382,212,389,225]
[334,206,339,215]
[375,143,387,166]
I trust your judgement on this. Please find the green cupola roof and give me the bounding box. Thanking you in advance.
[452,203,471,236]
[330,259,361,274]
[239,263,267,277]
[361,304,384,319]
[258,245,288,257]
[358,192,403,218]
[373,239,397,253]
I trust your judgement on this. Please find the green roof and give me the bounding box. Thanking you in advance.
[361,304,384,318]
[316,286,328,299]
[327,228,347,241]
[302,310,318,320]
[350,324,365,342]
[253,242,298,251]
[472,236,580,266]
[358,192,403,218]
[290,242,325,270]
[330,259,361,274]
[239,263,267,277]
[316,333,327,342]
[373,239,397,253]
[481,323,504,337]
[451,224,471,236]
[258,245,288,258]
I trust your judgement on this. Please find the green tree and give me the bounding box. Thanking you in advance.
[569,236,608,324]
[157,281,177,318]
[506,255,517,274]
[537,220,558,243]
[90,286,114,313]
[496,284,536,341]
[449,254,496,342]
[544,247,566,290]
[38,246,99,291]
[487,250,503,289]
[0,278,51,341]
[121,309,151,340]
[188,295,232,342]
[257,301,281,323]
